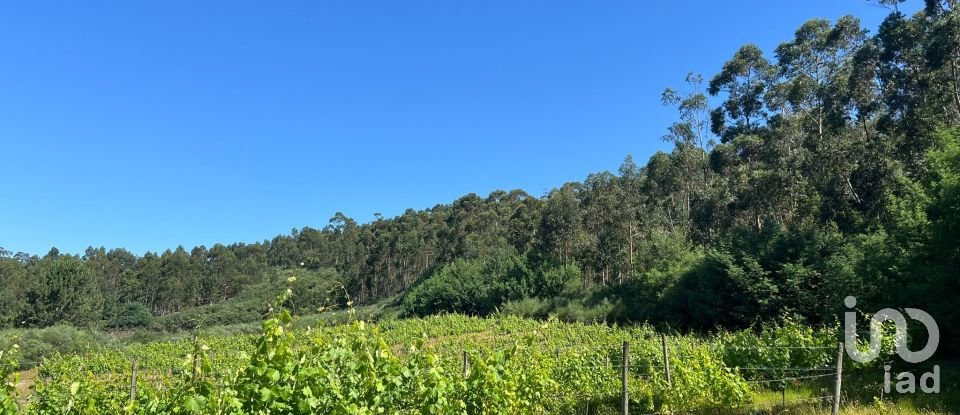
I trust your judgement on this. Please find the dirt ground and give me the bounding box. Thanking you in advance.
[15,368,36,404]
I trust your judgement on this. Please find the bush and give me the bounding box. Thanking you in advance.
[502,296,614,323]
[552,298,614,323]
[402,259,488,315]
[403,253,533,316]
[500,297,550,318]
[0,325,113,369]
[107,302,154,328]
[537,264,581,297]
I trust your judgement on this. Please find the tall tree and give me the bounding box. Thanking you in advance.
[22,257,102,327]
[709,45,774,141]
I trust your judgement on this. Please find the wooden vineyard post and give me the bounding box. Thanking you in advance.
[622,341,629,415]
[192,331,200,379]
[832,342,843,415]
[129,359,138,402]
[662,335,673,415]
[193,351,200,379]
[462,351,468,378]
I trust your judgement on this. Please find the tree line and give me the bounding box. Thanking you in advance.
[1,1,957,352]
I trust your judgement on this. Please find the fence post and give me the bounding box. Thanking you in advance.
[193,351,200,379]
[662,335,673,415]
[192,332,200,379]
[129,359,138,402]
[622,341,629,415]
[462,351,469,378]
[832,342,843,415]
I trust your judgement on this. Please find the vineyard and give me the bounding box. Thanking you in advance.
[0,289,937,414]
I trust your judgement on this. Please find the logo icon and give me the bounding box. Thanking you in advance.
[843,296,940,394]
[843,296,939,364]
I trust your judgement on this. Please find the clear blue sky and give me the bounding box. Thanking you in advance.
[0,1,917,256]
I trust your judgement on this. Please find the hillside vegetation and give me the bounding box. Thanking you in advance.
[4,3,959,354]
[1,2,960,412]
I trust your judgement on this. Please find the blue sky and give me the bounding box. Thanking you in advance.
[0,1,917,255]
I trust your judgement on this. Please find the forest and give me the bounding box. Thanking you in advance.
[1,0,958,356]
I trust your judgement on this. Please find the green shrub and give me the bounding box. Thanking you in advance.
[0,325,112,369]
[502,295,614,323]
[108,302,154,328]
[403,253,533,316]
[501,297,551,318]
[0,343,19,414]
[538,264,581,297]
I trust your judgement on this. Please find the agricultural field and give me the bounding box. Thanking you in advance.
[1,290,955,415]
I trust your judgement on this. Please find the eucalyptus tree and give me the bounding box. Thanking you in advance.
[580,172,630,286]
[535,184,585,270]
[709,44,775,141]
[772,16,869,229]
[662,73,714,241]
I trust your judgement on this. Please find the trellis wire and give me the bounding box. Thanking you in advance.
[745,372,837,383]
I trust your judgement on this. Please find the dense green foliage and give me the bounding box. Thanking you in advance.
[0,326,112,370]
[0,2,958,358]
[149,268,343,332]
[401,253,541,316]
[1,288,868,414]
[0,343,18,415]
